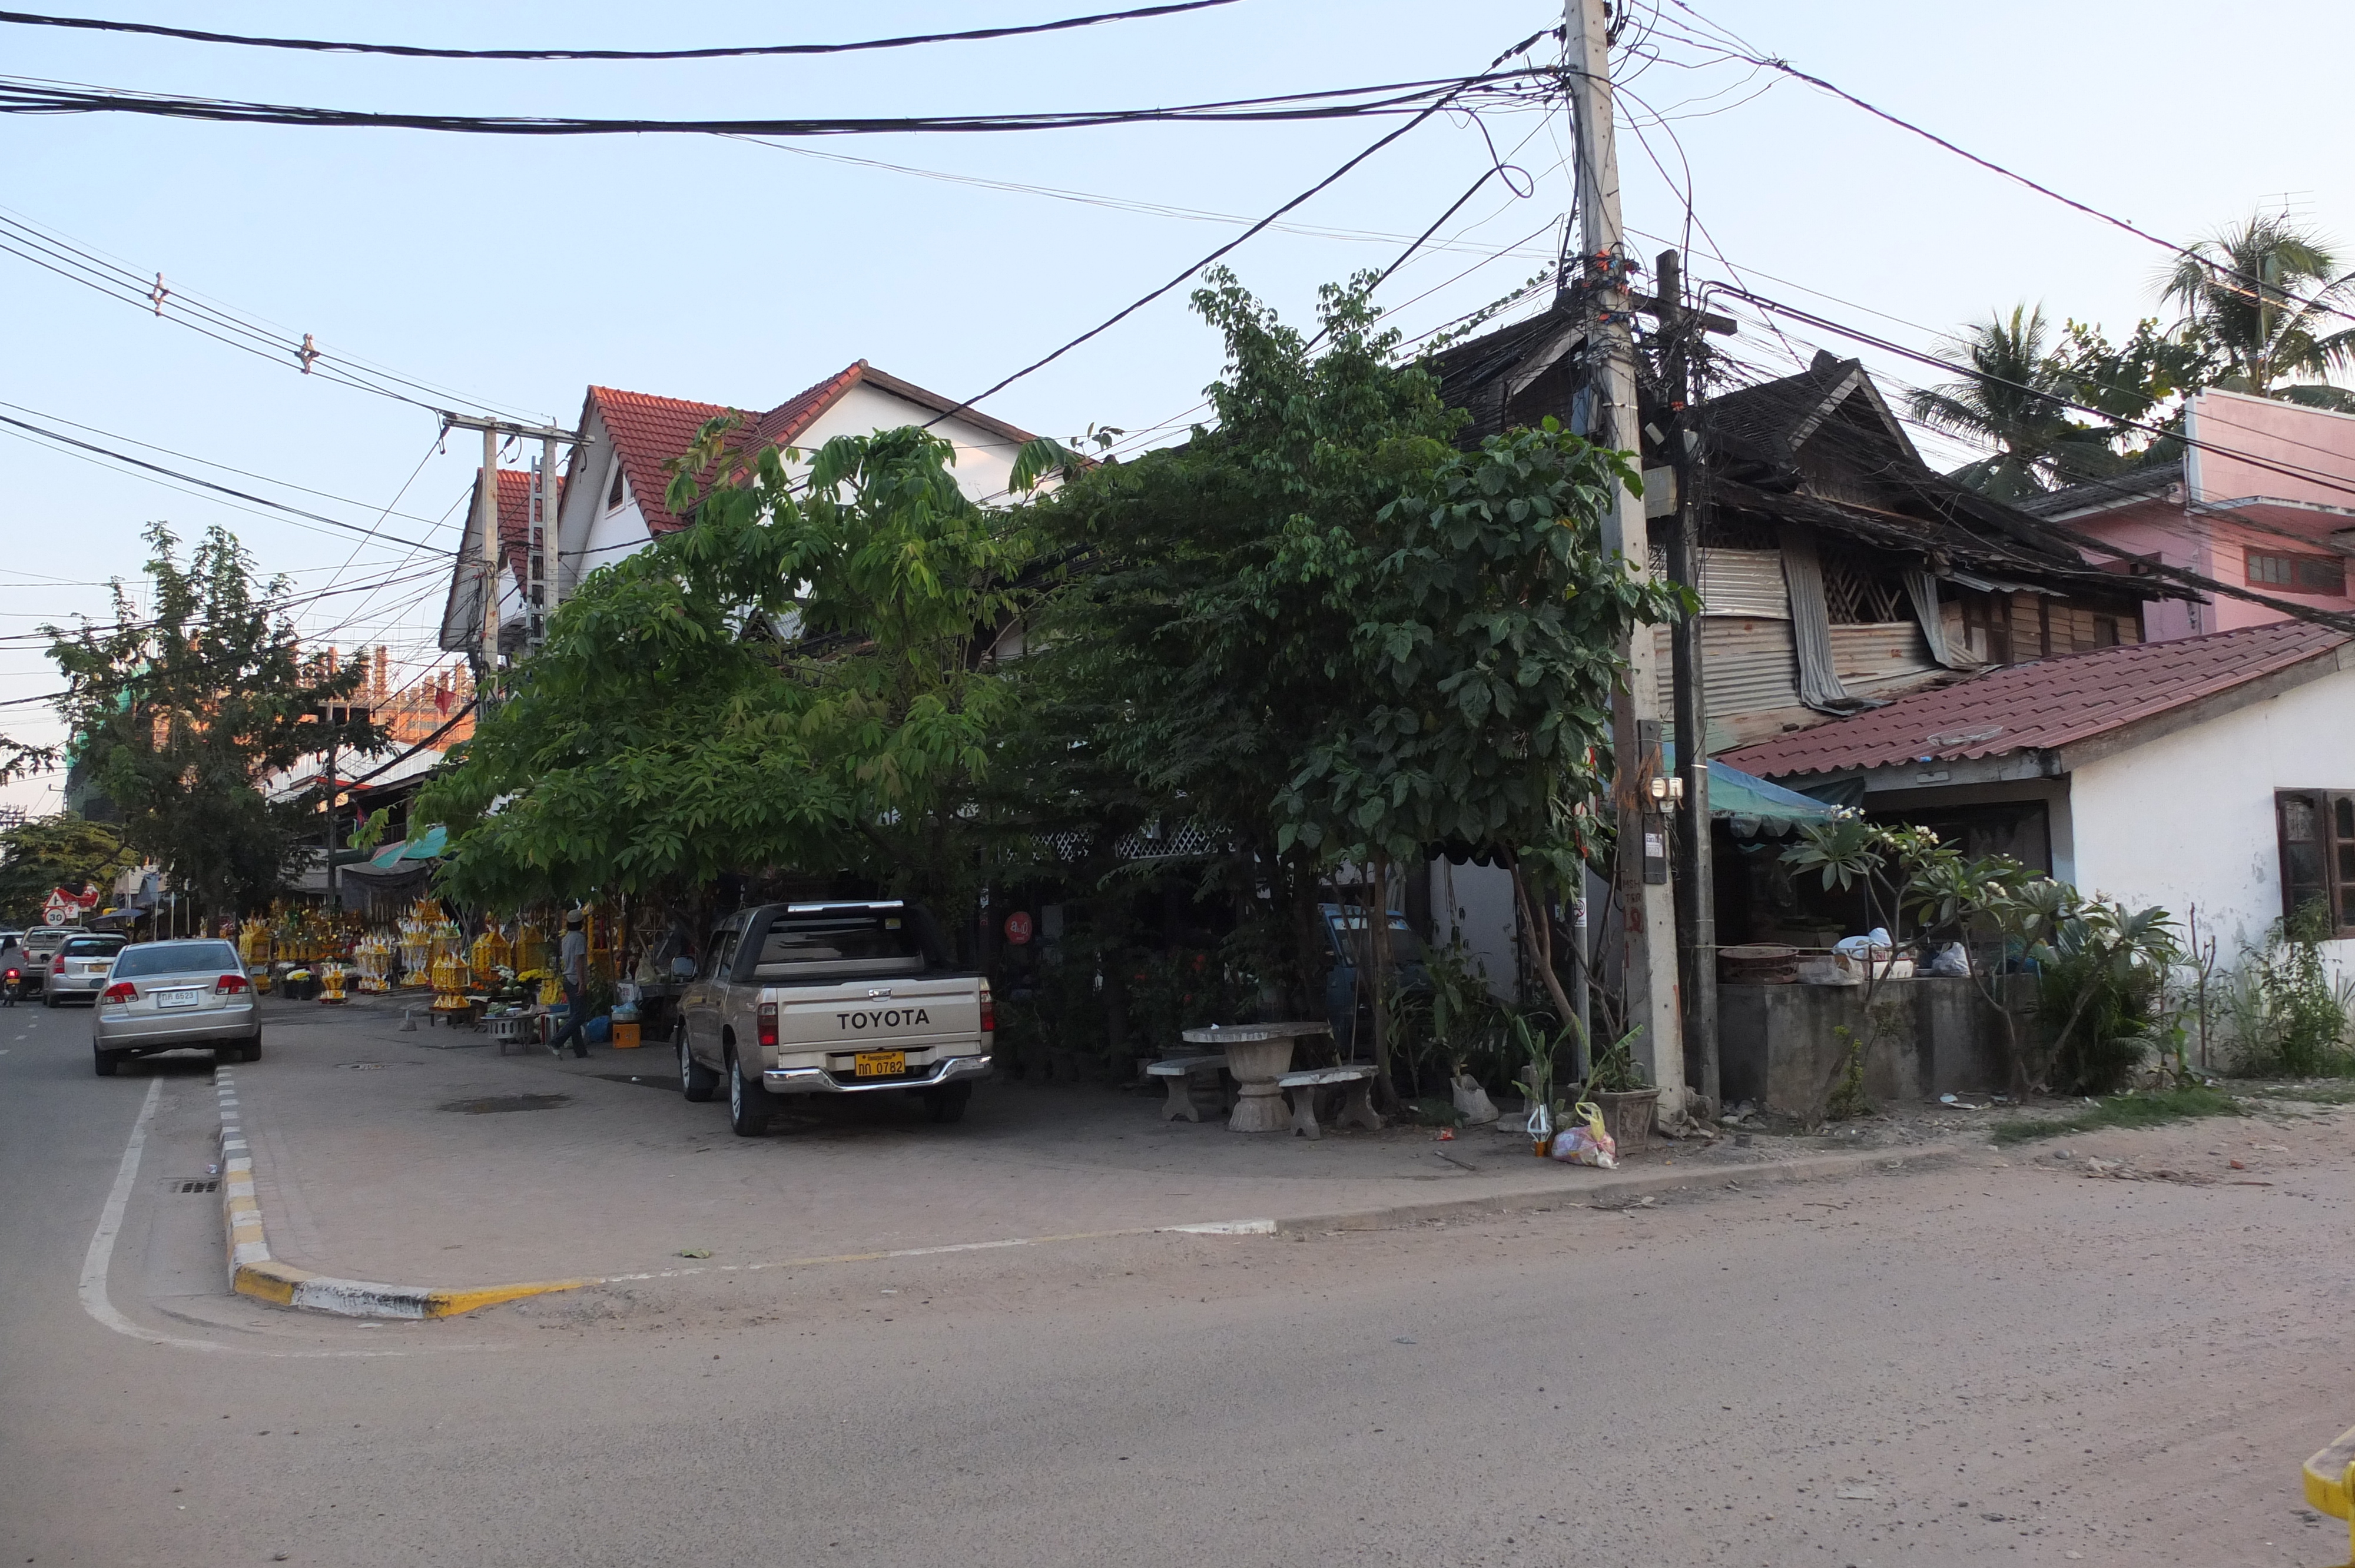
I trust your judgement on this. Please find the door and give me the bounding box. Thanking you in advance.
[682,928,737,1066]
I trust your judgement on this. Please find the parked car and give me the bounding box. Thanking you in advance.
[45,932,129,1006]
[91,938,260,1075]
[675,901,991,1136]
[1319,902,1429,1056]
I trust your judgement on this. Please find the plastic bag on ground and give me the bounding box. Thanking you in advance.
[1550,1099,1618,1167]
[1451,1072,1500,1125]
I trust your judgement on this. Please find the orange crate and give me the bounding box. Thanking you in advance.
[610,1021,642,1049]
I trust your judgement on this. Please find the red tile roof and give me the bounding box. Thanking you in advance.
[1717,620,2351,779]
[471,467,563,580]
[585,362,1037,534]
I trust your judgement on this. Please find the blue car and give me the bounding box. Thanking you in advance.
[1319,903,1429,1055]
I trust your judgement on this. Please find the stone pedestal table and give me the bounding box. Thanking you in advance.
[1180,1022,1332,1132]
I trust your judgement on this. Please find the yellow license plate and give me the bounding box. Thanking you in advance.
[854,1051,907,1078]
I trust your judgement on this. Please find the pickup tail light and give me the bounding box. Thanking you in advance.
[980,979,994,1034]
[757,1001,777,1049]
[102,981,136,1004]
[215,973,251,996]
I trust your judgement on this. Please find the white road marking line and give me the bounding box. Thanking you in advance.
[74,1073,428,1360]
[597,1220,1278,1284]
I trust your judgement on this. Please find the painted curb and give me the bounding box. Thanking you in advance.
[214,1068,592,1320]
[1265,1141,1967,1234]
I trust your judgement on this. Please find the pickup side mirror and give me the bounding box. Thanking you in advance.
[671,955,697,978]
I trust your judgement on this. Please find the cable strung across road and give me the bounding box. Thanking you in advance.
[0,1,1239,61]
[0,69,1555,137]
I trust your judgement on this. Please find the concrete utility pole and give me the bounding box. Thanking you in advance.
[1657,247,1719,1109]
[1564,0,1686,1119]
[439,413,585,682]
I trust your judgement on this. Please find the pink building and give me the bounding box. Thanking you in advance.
[2025,388,2355,640]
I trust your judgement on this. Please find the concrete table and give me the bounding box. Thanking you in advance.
[1180,1022,1331,1132]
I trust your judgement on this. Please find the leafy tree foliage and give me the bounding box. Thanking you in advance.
[421,425,1048,921]
[0,814,137,926]
[46,524,379,919]
[2161,212,2355,410]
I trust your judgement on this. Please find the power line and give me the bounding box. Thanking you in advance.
[0,410,447,551]
[0,1,1239,61]
[0,67,1553,137]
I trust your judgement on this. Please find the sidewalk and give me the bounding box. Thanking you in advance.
[229,994,1952,1293]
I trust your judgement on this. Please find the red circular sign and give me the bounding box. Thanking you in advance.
[1003,911,1034,946]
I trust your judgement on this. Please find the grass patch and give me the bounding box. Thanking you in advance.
[1992,1084,2244,1145]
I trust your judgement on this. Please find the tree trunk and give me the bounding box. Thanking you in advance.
[1511,862,1578,1035]
[1368,856,1394,1107]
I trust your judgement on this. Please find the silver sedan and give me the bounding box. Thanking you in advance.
[91,938,261,1075]
[45,933,127,1005]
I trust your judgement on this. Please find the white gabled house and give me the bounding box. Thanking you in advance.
[441,360,1043,663]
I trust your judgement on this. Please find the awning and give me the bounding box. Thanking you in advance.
[364,823,449,869]
[1671,745,1843,838]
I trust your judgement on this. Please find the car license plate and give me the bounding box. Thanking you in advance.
[854,1051,907,1078]
[156,988,201,1009]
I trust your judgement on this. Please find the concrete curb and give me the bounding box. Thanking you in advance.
[1264,1140,1968,1234]
[215,1062,1963,1318]
[214,1068,593,1320]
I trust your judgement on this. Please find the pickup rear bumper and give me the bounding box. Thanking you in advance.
[764,1052,991,1095]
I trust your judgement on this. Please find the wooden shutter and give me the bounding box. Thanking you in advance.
[2277,790,2355,934]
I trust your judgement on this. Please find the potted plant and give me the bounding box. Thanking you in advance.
[1583,1027,1657,1156]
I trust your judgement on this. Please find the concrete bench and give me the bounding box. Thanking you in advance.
[1275,1064,1382,1140]
[1146,1054,1227,1122]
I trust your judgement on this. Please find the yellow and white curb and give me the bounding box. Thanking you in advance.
[213,1067,592,1320]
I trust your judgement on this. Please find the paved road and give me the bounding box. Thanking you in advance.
[5,995,2352,1567]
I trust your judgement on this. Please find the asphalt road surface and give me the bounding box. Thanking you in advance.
[5,995,2352,1567]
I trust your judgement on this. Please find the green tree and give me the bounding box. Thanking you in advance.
[420,424,1052,926]
[2161,211,2355,410]
[1025,268,1471,1015]
[0,814,137,926]
[1906,305,2128,499]
[46,524,381,922]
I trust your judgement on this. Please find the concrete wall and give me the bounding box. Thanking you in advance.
[2188,388,2355,513]
[2068,660,2355,970]
[1720,976,2017,1115]
[798,383,1026,506]
[1429,859,1519,999]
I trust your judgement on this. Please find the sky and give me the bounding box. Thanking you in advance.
[4,0,2354,816]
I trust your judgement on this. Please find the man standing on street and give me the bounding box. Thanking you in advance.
[546,909,592,1059]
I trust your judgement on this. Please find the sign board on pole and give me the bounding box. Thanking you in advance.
[1003,911,1033,946]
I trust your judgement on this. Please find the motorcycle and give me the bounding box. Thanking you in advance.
[2,966,21,1006]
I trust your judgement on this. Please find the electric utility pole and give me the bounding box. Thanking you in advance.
[1564,0,1684,1119]
[439,413,584,692]
[1657,247,1718,1109]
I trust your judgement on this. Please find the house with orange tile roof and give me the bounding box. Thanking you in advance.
[440,361,1041,662]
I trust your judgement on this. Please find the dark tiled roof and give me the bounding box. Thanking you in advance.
[1718,619,2349,778]
[2015,459,2182,518]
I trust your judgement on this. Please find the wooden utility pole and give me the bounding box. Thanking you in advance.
[1564,0,1684,1119]
[1657,248,1719,1109]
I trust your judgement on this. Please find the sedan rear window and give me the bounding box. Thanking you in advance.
[112,941,241,979]
[752,912,928,978]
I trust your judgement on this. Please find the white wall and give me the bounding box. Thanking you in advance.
[797,383,1027,505]
[2069,663,2355,971]
[1429,858,1520,999]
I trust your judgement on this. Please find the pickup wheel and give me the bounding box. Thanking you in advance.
[678,1024,719,1102]
[923,1082,972,1124]
[725,1044,774,1137]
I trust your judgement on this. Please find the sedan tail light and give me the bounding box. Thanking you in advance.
[51,955,65,976]
[101,981,136,1004]
[215,973,251,996]
[757,1002,778,1049]
[980,979,994,1034]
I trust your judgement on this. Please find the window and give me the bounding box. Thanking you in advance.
[606,464,626,510]
[752,909,929,979]
[701,930,737,981]
[114,941,237,978]
[2275,789,2355,935]
[2247,549,2346,596]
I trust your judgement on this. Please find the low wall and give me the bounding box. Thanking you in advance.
[1719,976,2028,1117]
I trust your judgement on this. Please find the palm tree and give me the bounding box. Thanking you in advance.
[1905,305,2120,500]
[2160,213,2355,410]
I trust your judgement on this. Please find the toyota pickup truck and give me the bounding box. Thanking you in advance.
[674,900,992,1137]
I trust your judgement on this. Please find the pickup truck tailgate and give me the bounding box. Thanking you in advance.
[775,977,980,1050]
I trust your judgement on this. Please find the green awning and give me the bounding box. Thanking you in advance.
[361,823,449,870]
